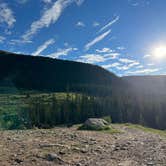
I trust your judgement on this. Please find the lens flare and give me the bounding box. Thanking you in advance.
[153,45,166,59]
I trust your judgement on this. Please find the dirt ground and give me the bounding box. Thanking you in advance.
[0,124,166,166]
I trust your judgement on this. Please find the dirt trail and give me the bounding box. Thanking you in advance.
[0,125,166,166]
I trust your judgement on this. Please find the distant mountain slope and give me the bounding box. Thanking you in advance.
[0,50,122,94]
[123,75,166,95]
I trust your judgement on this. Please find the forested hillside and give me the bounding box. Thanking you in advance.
[0,50,166,130]
[0,50,122,96]
[123,75,166,95]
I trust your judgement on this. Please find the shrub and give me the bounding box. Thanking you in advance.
[102,116,112,123]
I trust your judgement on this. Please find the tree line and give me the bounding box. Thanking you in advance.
[1,90,166,130]
[4,92,163,130]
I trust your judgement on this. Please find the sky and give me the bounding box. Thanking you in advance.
[0,0,166,76]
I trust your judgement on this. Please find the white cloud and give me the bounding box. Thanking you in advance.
[115,62,139,71]
[116,66,131,71]
[128,0,150,7]
[117,46,125,50]
[127,68,160,75]
[32,39,55,56]
[102,62,121,69]
[46,47,78,58]
[147,63,154,66]
[22,0,84,40]
[116,58,140,70]
[127,62,140,67]
[0,3,16,28]
[16,0,29,4]
[102,58,140,71]
[143,54,151,58]
[10,39,33,45]
[85,30,111,51]
[96,47,113,53]
[76,21,85,27]
[99,16,119,33]
[77,51,119,64]
[0,36,5,43]
[93,21,100,27]
[96,48,120,59]
[77,54,105,64]
[136,65,144,69]
[42,0,52,3]
[75,0,85,6]
[119,58,135,63]
[104,53,120,59]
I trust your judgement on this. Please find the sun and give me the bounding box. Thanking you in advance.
[153,45,166,59]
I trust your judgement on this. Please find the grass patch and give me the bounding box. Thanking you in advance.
[78,124,121,134]
[100,127,122,134]
[124,123,166,137]
[78,124,111,131]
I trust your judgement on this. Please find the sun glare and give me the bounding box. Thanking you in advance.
[153,45,166,59]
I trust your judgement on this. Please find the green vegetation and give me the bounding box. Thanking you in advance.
[101,127,121,134]
[78,124,111,131]
[0,90,166,131]
[0,52,166,131]
[123,123,166,137]
[0,92,73,129]
[102,116,112,123]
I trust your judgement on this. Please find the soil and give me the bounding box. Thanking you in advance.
[0,124,166,166]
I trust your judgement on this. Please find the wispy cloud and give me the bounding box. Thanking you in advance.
[147,63,154,66]
[77,54,105,64]
[96,47,120,59]
[126,68,160,75]
[93,21,100,27]
[77,51,119,64]
[96,47,114,53]
[98,16,119,33]
[10,39,33,45]
[128,0,150,7]
[119,58,135,63]
[22,0,84,41]
[85,30,111,51]
[0,36,6,43]
[102,58,140,71]
[102,62,121,69]
[75,0,85,6]
[16,0,29,4]
[143,54,152,58]
[32,39,55,56]
[76,21,85,27]
[136,65,144,69]
[117,46,125,50]
[116,58,140,70]
[42,0,52,4]
[46,47,78,58]
[0,3,16,28]
[104,53,120,59]
[115,62,139,71]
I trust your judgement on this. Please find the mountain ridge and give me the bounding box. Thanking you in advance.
[1,50,166,96]
[0,50,121,95]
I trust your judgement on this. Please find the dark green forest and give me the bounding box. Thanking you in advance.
[0,51,166,130]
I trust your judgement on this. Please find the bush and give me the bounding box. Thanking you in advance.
[102,116,112,123]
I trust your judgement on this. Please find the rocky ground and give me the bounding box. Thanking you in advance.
[0,124,166,166]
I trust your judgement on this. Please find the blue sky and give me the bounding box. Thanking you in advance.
[0,0,166,76]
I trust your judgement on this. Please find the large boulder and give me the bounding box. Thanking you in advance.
[80,118,110,130]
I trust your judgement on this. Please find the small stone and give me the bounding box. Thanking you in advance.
[14,158,23,164]
[45,153,63,163]
[81,148,88,153]
[59,151,66,155]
